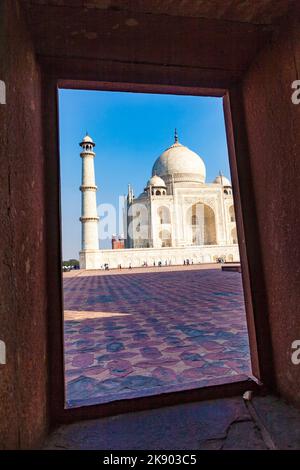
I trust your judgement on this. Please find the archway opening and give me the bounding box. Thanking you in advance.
[58,88,251,411]
[158,206,171,225]
[187,202,217,245]
[229,205,235,222]
[231,227,238,244]
[159,229,172,247]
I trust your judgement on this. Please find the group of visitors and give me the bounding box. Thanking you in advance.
[183,259,194,266]
[101,257,218,270]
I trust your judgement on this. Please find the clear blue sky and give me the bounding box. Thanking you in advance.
[59,89,230,260]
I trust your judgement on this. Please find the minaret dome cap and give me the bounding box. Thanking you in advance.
[80,133,95,146]
[213,174,231,186]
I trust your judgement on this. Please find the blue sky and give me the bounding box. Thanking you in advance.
[59,89,230,260]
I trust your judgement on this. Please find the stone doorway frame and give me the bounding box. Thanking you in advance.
[45,79,271,425]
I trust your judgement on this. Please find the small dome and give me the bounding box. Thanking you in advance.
[152,133,206,184]
[214,174,231,186]
[82,134,94,143]
[147,175,166,187]
[137,190,148,199]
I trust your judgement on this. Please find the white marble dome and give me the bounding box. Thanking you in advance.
[152,139,206,184]
[147,175,166,187]
[214,174,231,186]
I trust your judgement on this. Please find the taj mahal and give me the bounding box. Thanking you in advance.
[79,130,240,269]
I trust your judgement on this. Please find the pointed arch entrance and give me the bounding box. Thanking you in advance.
[186,202,217,245]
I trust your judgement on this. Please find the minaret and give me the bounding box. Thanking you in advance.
[127,183,134,204]
[219,170,224,186]
[79,133,99,251]
[126,184,134,248]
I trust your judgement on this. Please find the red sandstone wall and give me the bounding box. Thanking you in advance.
[241,15,300,406]
[0,0,48,448]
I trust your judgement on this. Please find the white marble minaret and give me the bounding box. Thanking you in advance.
[79,134,99,253]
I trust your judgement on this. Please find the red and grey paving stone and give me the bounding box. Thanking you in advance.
[63,265,251,408]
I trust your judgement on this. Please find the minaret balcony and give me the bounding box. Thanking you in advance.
[80,151,95,158]
[80,185,98,191]
[79,216,99,222]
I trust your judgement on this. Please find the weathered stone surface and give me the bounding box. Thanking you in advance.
[241,13,300,406]
[253,396,300,449]
[44,397,250,449]
[0,0,48,450]
[44,395,300,450]
[223,421,267,450]
[21,0,290,25]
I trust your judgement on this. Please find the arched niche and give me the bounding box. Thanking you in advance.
[229,205,235,222]
[159,229,172,247]
[186,202,217,245]
[157,205,171,224]
[231,227,238,244]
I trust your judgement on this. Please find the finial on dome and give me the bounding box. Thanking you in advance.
[174,128,178,143]
[219,170,223,182]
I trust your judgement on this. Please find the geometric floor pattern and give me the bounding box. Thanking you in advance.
[64,266,251,408]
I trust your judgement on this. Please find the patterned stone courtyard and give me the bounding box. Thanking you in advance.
[63,265,251,408]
